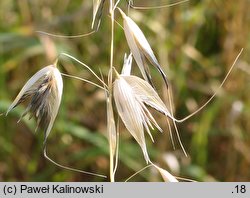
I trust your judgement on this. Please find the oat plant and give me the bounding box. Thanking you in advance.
[2,0,244,182]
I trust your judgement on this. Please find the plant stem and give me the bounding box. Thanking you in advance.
[108,0,115,182]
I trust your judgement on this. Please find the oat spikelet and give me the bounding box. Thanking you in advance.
[114,75,151,162]
[6,65,63,143]
[118,8,168,88]
[92,0,106,30]
[153,164,178,182]
[113,54,175,163]
[121,53,133,76]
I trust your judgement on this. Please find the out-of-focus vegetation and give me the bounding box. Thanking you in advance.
[0,0,250,181]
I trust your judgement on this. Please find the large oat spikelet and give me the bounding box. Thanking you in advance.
[117,8,169,88]
[113,54,175,163]
[6,64,63,143]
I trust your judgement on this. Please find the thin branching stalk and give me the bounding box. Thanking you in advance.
[36,30,96,38]
[125,164,153,182]
[61,73,108,91]
[175,176,197,182]
[128,0,189,10]
[59,53,108,89]
[174,48,243,123]
[43,145,107,178]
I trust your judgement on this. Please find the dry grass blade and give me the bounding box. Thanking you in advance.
[6,65,63,143]
[106,94,117,158]
[106,93,118,181]
[117,8,169,88]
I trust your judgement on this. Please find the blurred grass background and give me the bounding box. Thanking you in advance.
[0,0,250,181]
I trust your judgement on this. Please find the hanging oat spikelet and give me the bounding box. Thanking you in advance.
[92,0,106,30]
[117,8,169,88]
[6,65,63,144]
[113,54,175,163]
[153,164,178,182]
[125,163,178,182]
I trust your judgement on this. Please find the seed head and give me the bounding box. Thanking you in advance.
[118,8,169,88]
[113,54,175,163]
[6,65,63,144]
[92,0,106,30]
